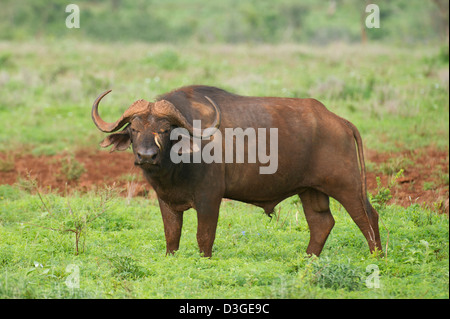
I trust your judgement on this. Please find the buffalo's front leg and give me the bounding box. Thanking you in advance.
[195,199,221,257]
[158,198,184,255]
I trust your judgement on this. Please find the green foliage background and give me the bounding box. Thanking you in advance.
[1,0,448,44]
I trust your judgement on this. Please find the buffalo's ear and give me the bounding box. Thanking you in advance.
[100,128,131,152]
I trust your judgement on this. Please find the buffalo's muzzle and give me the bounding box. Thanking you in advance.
[135,149,158,166]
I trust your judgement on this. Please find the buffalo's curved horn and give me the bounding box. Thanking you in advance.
[92,90,150,133]
[201,96,221,138]
[153,95,221,139]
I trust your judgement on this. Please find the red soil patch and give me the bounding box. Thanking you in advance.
[1,147,448,213]
[366,147,449,213]
[0,149,150,198]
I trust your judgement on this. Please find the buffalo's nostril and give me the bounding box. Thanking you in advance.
[136,149,158,164]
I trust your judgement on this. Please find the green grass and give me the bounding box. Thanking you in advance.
[0,185,448,298]
[0,40,448,154]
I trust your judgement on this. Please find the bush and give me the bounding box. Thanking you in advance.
[60,154,86,182]
[109,255,149,280]
[310,258,365,291]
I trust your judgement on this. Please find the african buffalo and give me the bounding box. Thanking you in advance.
[92,85,382,257]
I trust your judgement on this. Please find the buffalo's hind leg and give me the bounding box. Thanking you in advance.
[299,189,335,256]
[368,202,382,253]
[333,191,382,255]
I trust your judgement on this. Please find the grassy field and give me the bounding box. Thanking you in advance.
[0,39,448,299]
[0,40,448,154]
[0,186,448,299]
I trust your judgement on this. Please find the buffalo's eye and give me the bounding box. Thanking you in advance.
[153,129,169,135]
[131,128,140,134]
